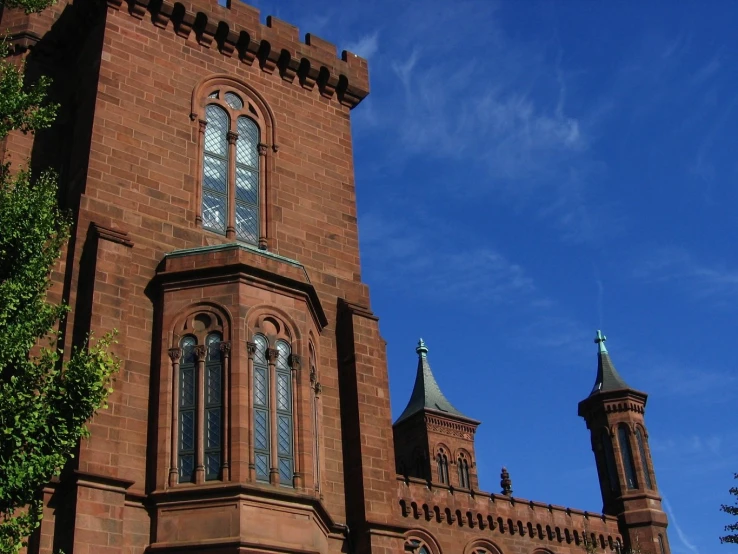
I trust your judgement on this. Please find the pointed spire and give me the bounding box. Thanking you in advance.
[394,339,475,425]
[590,330,630,395]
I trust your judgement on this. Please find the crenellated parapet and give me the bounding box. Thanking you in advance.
[104,0,369,108]
[397,477,623,552]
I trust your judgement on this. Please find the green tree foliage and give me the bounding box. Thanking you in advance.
[721,473,738,544]
[0,8,119,553]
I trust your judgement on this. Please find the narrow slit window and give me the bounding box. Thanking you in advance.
[275,339,293,487]
[618,425,639,489]
[235,116,260,244]
[602,429,619,492]
[636,427,653,489]
[178,336,197,483]
[253,334,270,482]
[201,105,229,233]
[204,332,223,480]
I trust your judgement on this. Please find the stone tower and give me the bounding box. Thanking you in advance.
[393,339,480,490]
[578,331,670,554]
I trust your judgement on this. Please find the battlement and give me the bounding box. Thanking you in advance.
[103,0,370,108]
[397,477,623,551]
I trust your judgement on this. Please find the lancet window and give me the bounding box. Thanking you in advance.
[618,424,639,489]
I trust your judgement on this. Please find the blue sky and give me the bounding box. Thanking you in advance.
[252,1,737,552]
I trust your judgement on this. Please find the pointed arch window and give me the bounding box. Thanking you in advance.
[658,534,666,554]
[275,339,294,485]
[178,336,197,482]
[199,89,261,245]
[636,427,653,489]
[458,454,470,489]
[436,449,449,484]
[601,429,619,492]
[618,424,639,489]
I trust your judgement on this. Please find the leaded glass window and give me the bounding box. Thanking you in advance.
[275,339,293,486]
[405,538,431,554]
[458,456,470,489]
[436,452,449,484]
[178,336,197,483]
[602,429,619,492]
[199,88,263,246]
[618,425,639,489]
[253,334,270,482]
[204,332,222,480]
[636,427,653,489]
[658,534,666,554]
[201,105,229,233]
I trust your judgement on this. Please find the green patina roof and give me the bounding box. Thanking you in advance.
[590,330,630,395]
[394,339,474,425]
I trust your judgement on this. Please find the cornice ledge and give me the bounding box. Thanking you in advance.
[105,0,370,108]
[158,243,328,329]
[338,297,377,321]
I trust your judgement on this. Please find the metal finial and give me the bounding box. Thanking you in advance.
[594,330,608,354]
[416,338,428,358]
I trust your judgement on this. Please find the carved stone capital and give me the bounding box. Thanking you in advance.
[194,345,207,362]
[266,348,279,363]
[258,143,268,156]
[168,348,181,362]
[219,341,231,357]
[289,354,301,371]
[246,341,257,358]
[197,118,208,131]
[227,131,238,145]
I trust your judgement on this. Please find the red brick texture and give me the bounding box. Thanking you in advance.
[3,0,669,551]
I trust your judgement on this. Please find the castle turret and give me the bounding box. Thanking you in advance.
[578,331,671,554]
[393,339,480,489]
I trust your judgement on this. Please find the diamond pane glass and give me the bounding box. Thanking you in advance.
[206,452,221,478]
[237,116,259,168]
[203,155,227,193]
[254,367,267,407]
[278,457,292,484]
[254,409,268,450]
[202,192,226,232]
[236,204,258,244]
[276,341,290,370]
[206,332,222,361]
[253,335,267,365]
[204,105,228,156]
[224,92,243,110]
[179,454,194,480]
[180,367,195,408]
[235,166,258,204]
[255,453,269,480]
[206,365,221,406]
[206,408,221,449]
[180,411,194,451]
[180,336,196,364]
[278,414,291,455]
[277,372,290,411]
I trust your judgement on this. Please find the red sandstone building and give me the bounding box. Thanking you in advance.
[1,0,671,552]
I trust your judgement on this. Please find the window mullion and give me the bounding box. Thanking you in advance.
[194,345,207,484]
[226,131,238,239]
[267,347,280,485]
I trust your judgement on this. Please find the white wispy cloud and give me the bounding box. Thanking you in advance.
[632,246,738,304]
[664,497,702,554]
[345,31,379,59]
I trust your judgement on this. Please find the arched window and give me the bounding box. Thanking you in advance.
[618,424,639,489]
[176,331,225,483]
[253,334,270,482]
[636,427,653,489]
[405,538,431,554]
[436,449,449,484]
[204,332,223,480]
[658,534,666,554]
[200,90,261,244]
[251,334,295,487]
[178,335,197,482]
[458,453,470,489]
[601,429,619,492]
[275,339,294,485]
